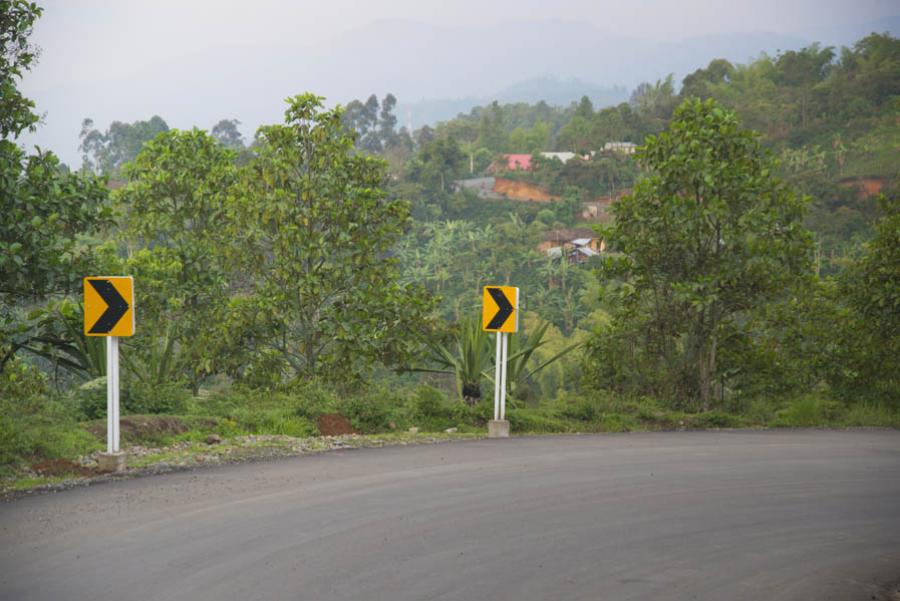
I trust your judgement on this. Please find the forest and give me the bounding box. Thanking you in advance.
[1,1,898,488]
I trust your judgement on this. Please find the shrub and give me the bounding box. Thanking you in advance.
[337,389,401,434]
[507,408,570,433]
[74,378,192,419]
[773,395,843,427]
[0,395,100,474]
[127,381,191,415]
[556,396,602,421]
[0,358,48,400]
[842,402,900,428]
[691,411,743,429]
[597,413,637,432]
[415,385,450,419]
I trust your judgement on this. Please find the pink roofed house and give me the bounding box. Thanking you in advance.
[504,154,533,171]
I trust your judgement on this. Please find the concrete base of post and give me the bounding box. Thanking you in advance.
[98,452,126,473]
[487,420,510,438]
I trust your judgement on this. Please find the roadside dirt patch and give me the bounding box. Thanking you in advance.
[317,414,355,436]
[85,415,209,444]
[31,458,96,477]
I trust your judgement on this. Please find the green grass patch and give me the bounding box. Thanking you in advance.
[4,375,899,497]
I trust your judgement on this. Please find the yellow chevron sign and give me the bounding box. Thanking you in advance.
[84,276,135,337]
[482,286,519,333]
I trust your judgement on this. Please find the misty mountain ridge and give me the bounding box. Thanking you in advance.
[397,77,630,130]
[20,15,899,165]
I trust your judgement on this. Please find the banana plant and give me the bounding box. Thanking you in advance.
[25,298,106,380]
[414,317,581,405]
[414,317,493,405]
[489,320,582,399]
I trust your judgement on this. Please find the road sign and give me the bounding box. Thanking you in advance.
[482,286,519,333]
[84,276,134,337]
[483,285,519,435]
[83,276,134,466]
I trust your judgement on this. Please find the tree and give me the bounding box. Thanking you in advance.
[477,101,508,152]
[416,136,464,194]
[0,0,41,138]
[575,95,594,119]
[233,94,434,381]
[833,194,900,404]
[1,1,112,369]
[379,93,399,148]
[118,129,239,392]
[681,59,734,99]
[593,99,812,407]
[79,115,170,175]
[210,118,245,149]
[343,99,373,141]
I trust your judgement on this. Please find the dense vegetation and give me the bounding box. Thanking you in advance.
[1,1,897,487]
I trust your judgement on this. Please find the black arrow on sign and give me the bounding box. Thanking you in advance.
[88,279,129,334]
[486,287,514,330]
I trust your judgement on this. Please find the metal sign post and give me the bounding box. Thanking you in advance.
[85,276,134,472]
[106,336,120,454]
[500,332,508,421]
[483,286,518,438]
[494,332,502,421]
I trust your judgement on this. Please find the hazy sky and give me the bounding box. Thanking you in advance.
[18,0,899,165]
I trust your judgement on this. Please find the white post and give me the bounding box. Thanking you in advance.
[500,332,508,420]
[493,332,502,421]
[106,336,120,453]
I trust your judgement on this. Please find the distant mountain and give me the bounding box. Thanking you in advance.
[21,15,898,166]
[804,16,900,48]
[397,77,629,129]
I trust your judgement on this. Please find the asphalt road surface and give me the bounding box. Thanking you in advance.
[2,430,899,600]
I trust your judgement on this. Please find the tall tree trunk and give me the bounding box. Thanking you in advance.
[698,335,717,411]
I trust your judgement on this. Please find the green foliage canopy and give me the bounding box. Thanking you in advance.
[592,99,812,407]
[232,94,435,381]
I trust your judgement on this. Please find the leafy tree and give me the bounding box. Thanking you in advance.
[575,95,594,119]
[1,1,111,369]
[556,115,593,153]
[413,136,464,194]
[509,120,551,154]
[591,99,812,407]
[630,74,678,132]
[233,94,434,381]
[378,92,399,148]
[0,0,41,138]
[118,129,239,392]
[681,59,734,99]
[210,118,245,149]
[79,116,170,175]
[476,101,508,152]
[343,97,377,140]
[415,125,436,147]
[832,194,899,403]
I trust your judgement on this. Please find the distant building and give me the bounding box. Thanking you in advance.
[503,154,533,171]
[581,189,630,221]
[537,228,605,264]
[540,151,577,163]
[603,142,637,155]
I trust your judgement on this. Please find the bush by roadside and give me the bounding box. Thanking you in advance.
[2,374,898,494]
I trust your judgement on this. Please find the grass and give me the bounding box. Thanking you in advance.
[2,383,897,495]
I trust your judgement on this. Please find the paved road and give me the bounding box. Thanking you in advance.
[2,431,899,600]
